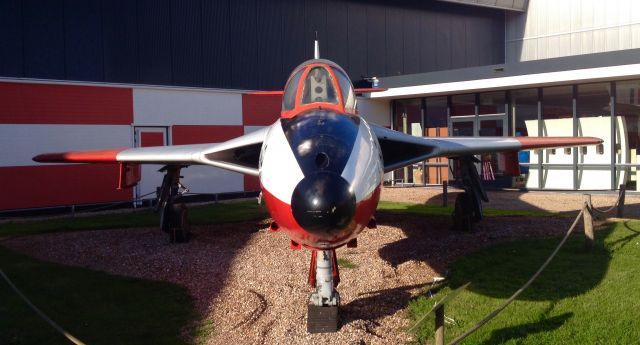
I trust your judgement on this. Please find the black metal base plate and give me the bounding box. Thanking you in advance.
[307,305,339,333]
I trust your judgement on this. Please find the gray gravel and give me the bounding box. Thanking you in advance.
[4,187,634,344]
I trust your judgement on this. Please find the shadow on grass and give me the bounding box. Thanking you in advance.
[445,225,614,301]
[0,246,198,345]
[481,312,573,345]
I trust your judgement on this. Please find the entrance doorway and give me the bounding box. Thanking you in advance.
[450,113,510,185]
[134,127,169,202]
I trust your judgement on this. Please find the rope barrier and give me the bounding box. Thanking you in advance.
[589,193,622,214]
[446,209,584,345]
[78,190,158,214]
[0,269,86,345]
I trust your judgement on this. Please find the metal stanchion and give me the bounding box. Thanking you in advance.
[442,180,448,207]
[583,194,594,249]
[617,184,626,218]
[435,305,445,345]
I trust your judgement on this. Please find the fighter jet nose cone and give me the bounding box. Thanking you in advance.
[291,171,356,237]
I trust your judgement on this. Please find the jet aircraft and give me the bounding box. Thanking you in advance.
[34,41,602,332]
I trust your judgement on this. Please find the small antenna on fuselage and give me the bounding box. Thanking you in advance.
[314,31,320,59]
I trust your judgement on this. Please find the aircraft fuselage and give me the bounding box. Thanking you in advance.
[259,109,383,250]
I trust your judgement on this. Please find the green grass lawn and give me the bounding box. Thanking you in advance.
[0,201,267,238]
[377,200,562,218]
[408,220,640,344]
[0,246,203,345]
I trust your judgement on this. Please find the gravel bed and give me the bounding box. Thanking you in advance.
[3,187,635,344]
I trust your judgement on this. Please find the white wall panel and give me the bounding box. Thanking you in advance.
[507,0,640,62]
[133,88,243,126]
[0,124,133,167]
[357,98,391,127]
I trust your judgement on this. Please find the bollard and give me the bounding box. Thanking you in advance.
[435,305,445,345]
[583,194,594,249]
[617,184,626,218]
[442,180,448,207]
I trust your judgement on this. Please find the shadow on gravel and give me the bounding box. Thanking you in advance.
[340,283,427,329]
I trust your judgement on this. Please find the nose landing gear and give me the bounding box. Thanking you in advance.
[307,249,341,333]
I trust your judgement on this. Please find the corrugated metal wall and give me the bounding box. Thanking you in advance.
[0,0,504,90]
[507,0,640,62]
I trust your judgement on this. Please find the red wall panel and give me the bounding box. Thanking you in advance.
[171,125,244,145]
[242,93,282,126]
[0,82,133,124]
[0,165,133,210]
[140,132,165,147]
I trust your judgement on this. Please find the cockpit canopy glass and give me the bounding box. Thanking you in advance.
[282,68,304,111]
[301,67,338,105]
[281,60,357,114]
[334,69,356,112]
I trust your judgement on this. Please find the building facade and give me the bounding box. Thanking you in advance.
[371,0,640,192]
[1,0,637,211]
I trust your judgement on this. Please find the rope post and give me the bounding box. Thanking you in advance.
[442,180,448,207]
[435,305,445,345]
[617,184,626,218]
[583,194,594,250]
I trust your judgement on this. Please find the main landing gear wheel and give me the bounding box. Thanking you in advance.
[156,165,190,243]
[451,156,488,232]
[160,203,190,243]
[307,250,341,333]
[453,192,474,232]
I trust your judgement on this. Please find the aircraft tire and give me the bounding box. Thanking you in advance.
[453,192,474,232]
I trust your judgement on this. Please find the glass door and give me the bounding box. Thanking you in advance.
[392,99,423,185]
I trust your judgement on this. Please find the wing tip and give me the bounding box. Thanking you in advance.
[32,148,126,163]
[516,136,603,150]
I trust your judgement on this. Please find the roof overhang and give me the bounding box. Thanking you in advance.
[436,0,527,12]
[369,63,640,99]
[369,49,640,99]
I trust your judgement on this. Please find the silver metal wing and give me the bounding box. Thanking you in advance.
[33,126,270,176]
[369,123,603,173]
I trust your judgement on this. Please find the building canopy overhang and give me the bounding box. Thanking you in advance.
[436,0,527,12]
[370,48,640,100]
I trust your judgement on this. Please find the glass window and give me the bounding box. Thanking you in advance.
[615,80,640,191]
[478,91,505,115]
[425,96,448,184]
[542,86,573,120]
[450,94,475,116]
[541,85,574,189]
[577,83,611,118]
[511,89,538,137]
[301,67,338,105]
[425,97,448,129]
[393,98,422,184]
[282,69,304,111]
[577,83,612,189]
[511,88,539,188]
[333,68,356,112]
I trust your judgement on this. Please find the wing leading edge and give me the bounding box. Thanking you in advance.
[33,126,270,176]
[370,124,603,172]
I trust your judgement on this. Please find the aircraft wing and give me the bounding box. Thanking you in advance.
[33,126,269,176]
[370,124,603,173]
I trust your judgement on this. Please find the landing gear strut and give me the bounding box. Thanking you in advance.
[452,156,489,231]
[156,165,190,243]
[307,249,340,333]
